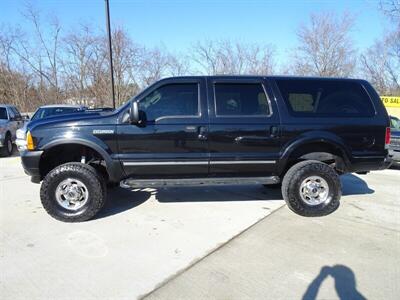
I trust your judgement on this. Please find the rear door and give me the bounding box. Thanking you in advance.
[6,107,18,140]
[207,77,281,177]
[11,107,23,130]
[117,77,209,178]
[273,78,387,160]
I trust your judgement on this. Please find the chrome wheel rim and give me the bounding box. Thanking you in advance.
[299,176,330,206]
[7,139,12,153]
[55,178,89,210]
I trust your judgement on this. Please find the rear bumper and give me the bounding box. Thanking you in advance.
[349,154,393,172]
[389,149,400,162]
[20,150,43,183]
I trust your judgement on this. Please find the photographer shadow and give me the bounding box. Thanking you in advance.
[303,265,366,300]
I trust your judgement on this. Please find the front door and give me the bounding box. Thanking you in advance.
[117,78,209,178]
[207,78,281,177]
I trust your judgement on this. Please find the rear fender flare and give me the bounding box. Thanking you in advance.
[278,133,351,174]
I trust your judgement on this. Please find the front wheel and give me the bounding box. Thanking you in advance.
[40,163,107,222]
[0,134,13,156]
[281,160,341,217]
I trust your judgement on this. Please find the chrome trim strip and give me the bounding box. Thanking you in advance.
[123,160,276,166]
[212,160,275,164]
[123,161,208,166]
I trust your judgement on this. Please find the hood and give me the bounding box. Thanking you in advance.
[28,110,115,132]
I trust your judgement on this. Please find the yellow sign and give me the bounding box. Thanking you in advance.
[381,96,400,108]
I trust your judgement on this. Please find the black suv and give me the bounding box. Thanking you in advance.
[20,76,392,222]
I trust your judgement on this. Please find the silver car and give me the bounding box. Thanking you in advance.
[0,104,24,156]
[16,104,86,151]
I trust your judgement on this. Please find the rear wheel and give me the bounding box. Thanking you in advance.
[281,160,341,217]
[40,162,107,222]
[0,133,13,157]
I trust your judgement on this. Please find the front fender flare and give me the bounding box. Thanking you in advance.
[41,138,123,182]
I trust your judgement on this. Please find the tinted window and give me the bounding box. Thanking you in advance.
[391,117,400,130]
[7,108,15,119]
[276,79,375,117]
[10,107,20,117]
[140,83,199,121]
[31,107,82,121]
[214,83,270,116]
[0,108,7,119]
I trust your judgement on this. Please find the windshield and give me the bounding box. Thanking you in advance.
[31,107,83,121]
[391,117,400,130]
[0,107,8,119]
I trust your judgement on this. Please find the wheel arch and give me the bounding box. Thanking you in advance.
[39,139,122,182]
[278,136,351,176]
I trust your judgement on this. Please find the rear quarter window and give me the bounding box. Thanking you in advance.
[275,79,376,117]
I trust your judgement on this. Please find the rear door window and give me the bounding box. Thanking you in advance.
[275,79,375,117]
[214,83,270,116]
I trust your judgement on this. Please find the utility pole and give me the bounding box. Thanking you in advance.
[105,0,116,109]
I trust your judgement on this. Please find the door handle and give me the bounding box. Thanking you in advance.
[198,126,208,141]
[269,126,280,138]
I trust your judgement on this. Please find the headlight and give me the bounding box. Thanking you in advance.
[16,129,26,140]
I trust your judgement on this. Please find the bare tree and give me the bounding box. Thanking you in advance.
[191,39,275,75]
[291,12,357,77]
[361,1,400,95]
[363,28,400,94]
[4,4,63,104]
[380,0,400,21]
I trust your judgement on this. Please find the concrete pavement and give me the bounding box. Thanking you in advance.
[1,154,399,299]
[0,156,284,300]
[144,169,400,300]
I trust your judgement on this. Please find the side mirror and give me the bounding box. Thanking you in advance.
[130,101,142,125]
[23,115,30,121]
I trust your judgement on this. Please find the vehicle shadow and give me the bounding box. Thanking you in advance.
[390,162,400,170]
[95,187,152,219]
[341,174,374,196]
[302,265,366,300]
[96,174,374,218]
[0,145,20,158]
[155,185,283,203]
[96,184,283,219]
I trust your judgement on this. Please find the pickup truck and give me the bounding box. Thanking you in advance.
[0,104,24,156]
[19,76,392,222]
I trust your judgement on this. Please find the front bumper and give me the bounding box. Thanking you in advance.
[15,138,27,151]
[20,150,43,183]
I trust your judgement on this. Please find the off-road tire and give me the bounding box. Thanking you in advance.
[0,133,13,157]
[281,160,341,217]
[40,162,107,222]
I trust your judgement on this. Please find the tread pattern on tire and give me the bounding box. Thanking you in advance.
[40,162,107,222]
[0,133,12,157]
[281,160,341,217]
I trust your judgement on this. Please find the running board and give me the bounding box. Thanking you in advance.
[120,176,280,188]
